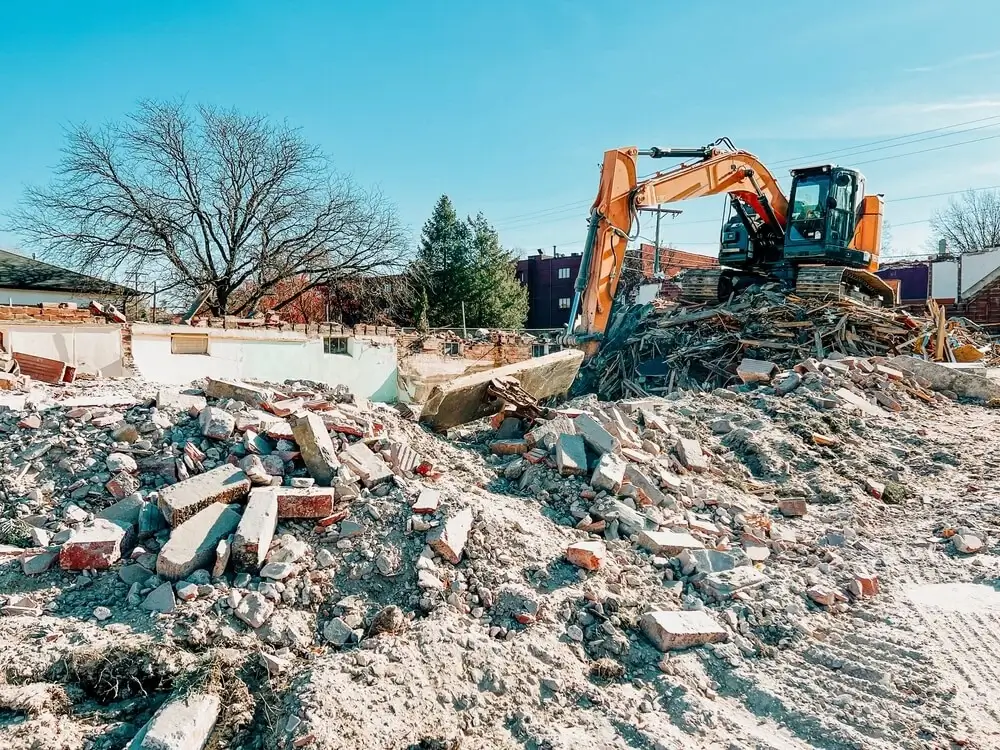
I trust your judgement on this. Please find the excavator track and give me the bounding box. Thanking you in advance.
[794,266,895,307]
[678,269,728,303]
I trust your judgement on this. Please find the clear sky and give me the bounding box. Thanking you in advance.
[3,0,1000,262]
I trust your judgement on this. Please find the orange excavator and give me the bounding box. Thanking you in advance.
[565,138,894,352]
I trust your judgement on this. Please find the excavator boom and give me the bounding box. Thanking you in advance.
[568,140,790,347]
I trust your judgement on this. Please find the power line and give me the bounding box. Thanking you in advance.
[501,114,1000,235]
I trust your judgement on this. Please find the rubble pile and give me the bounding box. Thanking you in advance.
[0,356,999,748]
[584,291,998,400]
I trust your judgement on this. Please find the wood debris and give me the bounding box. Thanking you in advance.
[583,291,998,400]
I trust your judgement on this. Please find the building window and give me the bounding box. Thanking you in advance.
[323,336,349,355]
[518,273,526,283]
[557,267,571,280]
[532,344,547,357]
[558,297,571,309]
[442,341,460,356]
[170,333,208,355]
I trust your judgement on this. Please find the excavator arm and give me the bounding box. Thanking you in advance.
[567,140,789,347]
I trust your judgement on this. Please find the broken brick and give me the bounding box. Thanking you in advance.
[338,441,391,487]
[59,519,126,571]
[565,540,607,571]
[427,507,473,564]
[489,439,529,456]
[573,413,620,456]
[274,487,335,519]
[412,487,440,514]
[778,498,808,517]
[675,438,708,472]
[640,610,727,652]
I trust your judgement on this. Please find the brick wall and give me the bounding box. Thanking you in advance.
[0,304,106,324]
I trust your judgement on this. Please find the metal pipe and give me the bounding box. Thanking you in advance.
[566,209,600,333]
[640,146,714,159]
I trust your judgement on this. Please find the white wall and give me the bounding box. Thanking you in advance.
[961,249,1000,297]
[930,260,959,301]
[1,325,124,376]
[131,325,398,402]
[0,288,103,307]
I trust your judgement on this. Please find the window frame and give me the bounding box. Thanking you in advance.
[323,336,350,355]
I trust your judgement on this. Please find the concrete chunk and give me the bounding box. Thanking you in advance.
[199,406,236,440]
[412,487,440,514]
[623,464,671,508]
[339,441,392,487]
[525,416,576,450]
[232,488,278,572]
[420,349,584,431]
[156,389,207,412]
[834,387,885,417]
[700,566,770,600]
[156,503,242,580]
[890,355,1000,401]
[637,530,704,556]
[675,437,709,472]
[290,411,340,486]
[555,434,587,476]
[427,507,473,564]
[274,487,335,519]
[59,519,126,570]
[591,452,626,492]
[640,610,728,652]
[574,413,620,456]
[204,378,274,406]
[158,464,250,527]
[130,691,220,750]
[736,358,777,384]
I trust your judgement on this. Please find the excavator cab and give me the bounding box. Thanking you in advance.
[783,165,874,268]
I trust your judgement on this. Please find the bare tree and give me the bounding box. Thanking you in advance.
[9,100,409,316]
[929,189,1000,255]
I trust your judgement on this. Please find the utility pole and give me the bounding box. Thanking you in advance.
[639,207,683,277]
[152,282,157,323]
[461,301,467,338]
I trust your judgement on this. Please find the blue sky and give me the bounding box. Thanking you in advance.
[3,0,1000,263]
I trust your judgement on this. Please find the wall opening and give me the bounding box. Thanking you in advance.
[170,333,209,355]
[442,341,460,356]
[323,336,349,355]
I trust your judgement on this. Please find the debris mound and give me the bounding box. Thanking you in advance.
[584,291,998,399]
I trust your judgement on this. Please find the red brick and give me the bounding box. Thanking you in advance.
[18,414,41,430]
[778,498,808,517]
[274,487,335,519]
[59,520,126,570]
[489,439,529,456]
[106,472,139,499]
[565,541,607,571]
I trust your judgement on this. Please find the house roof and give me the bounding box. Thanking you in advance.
[0,249,138,296]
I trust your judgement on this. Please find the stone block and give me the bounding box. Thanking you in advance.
[290,412,340,486]
[339,441,391,487]
[204,378,274,406]
[525,416,576,450]
[573,413,620,456]
[677,547,749,575]
[565,540,606,571]
[640,610,728,652]
[156,503,242,580]
[274,487,335,519]
[555,434,587,476]
[427,507,473,564]
[637,530,704,556]
[96,493,145,529]
[199,406,236,440]
[59,519,126,570]
[158,464,250,527]
[591,452,626,493]
[129,692,219,750]
[232,488,278,572]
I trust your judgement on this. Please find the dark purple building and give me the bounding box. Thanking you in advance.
[516,250,583,329]
[875,261,930,306]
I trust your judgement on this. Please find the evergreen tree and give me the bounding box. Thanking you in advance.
[416,195,471,327]
[465,213,529,329]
